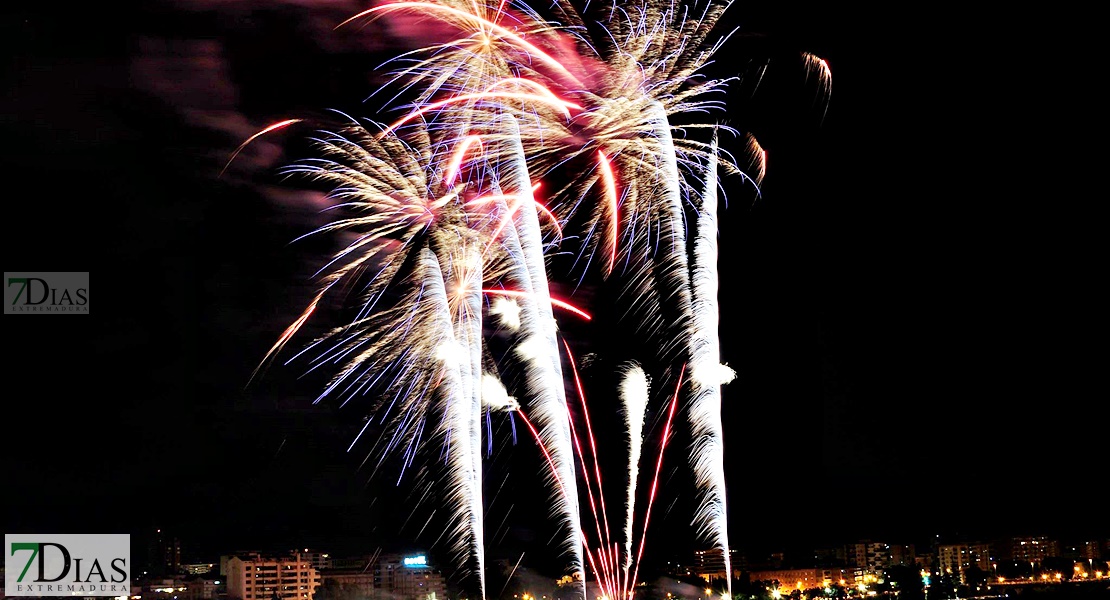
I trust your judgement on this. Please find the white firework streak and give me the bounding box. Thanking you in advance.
[619,363,650,581]
[648,100,696,365]
[689,131,732,597]
[424,247,485,598]
[647,101,733,595]
[457,242,487,600]
[501,114,586,590]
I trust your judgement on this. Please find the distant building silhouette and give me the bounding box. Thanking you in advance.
[936,542,999,584]
[694,548,741,581]
[747,568,852,591]
[814,546,848,568]
[318,558,375,600]
[846,541,917,576]
[148,529,182,577]
[1003,536,1061,566]
[1080,540,1103,560]
[290,549,331,572]
[182,563,217,576]
[139,574,222,600]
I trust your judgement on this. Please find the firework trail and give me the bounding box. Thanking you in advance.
[803,52,833,123]
[497,552,527,600]
[645,100,697,364]
[247,119,513,597]
[454,241,487,600]
[743,133,767,190]
[560,341,620,600]
[518,342,678,600]
[628,365,685,600]
[527,8,753,588]
[688,131,736,596]
[424,246,487,600]
[494,114,586,588]
[618,363,650,583]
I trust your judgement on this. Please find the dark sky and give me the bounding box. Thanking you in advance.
[3,0,1105,587]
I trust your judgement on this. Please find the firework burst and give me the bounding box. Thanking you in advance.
[248,117,512,594]
[238,0,831,596]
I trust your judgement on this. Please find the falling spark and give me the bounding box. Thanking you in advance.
[744,133,767,188]
[803,52,833,123]
[483,288,592,321]
[596,150,620,277]
[220,118,301,177]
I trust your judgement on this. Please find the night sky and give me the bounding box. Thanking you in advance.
[3,0,1105,586]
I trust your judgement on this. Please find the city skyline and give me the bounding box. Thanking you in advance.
[135,530,1109,565]
[25,533,1101,600]
[131,531,1110,589]
[3,0,1105,594]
